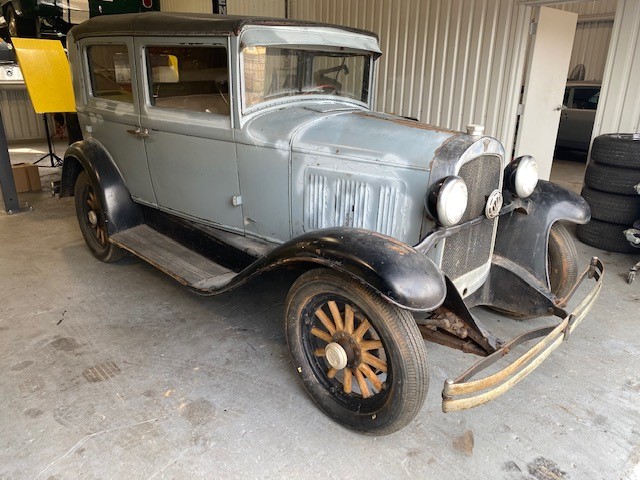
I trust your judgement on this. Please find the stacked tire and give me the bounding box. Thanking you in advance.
[577,134,640,253]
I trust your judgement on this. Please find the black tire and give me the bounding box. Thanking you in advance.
[576,219,639,253]
[74,171,124,263]
[591,134,640,170]
[581,186,640,225]
[285,268,428,435]
[548,223,579,300]
[6,4,37,38]
[584,162,640,196]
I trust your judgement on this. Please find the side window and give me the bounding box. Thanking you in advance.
[571,88,600,110]
[87,44,133,103]
[146,45,230,116]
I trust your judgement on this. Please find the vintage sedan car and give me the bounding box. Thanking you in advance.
[60,12,603,435]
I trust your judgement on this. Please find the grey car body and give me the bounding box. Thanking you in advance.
[60,12,603,434]
[556,81,600,151]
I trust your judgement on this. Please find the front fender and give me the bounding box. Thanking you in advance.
[494,180,589,286]
[62,139,142,235]
[232,228,447,312]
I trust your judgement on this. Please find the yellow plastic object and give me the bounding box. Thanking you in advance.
[11,38,76,113]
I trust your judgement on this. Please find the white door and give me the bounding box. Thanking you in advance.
[515,6,577,181]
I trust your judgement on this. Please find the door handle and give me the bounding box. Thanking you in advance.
[126,127,150,139]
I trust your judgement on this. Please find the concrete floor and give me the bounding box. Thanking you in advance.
[1,144,639,479]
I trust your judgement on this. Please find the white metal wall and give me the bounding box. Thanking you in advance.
[159,0,287,15]
[593,0,640,135]
[552,0,617,81]
[290,0,531,156]
[227,0,285,16]
[159,0,212,13]
[0,87,46,141]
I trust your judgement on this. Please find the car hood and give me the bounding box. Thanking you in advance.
[242,104,460,170]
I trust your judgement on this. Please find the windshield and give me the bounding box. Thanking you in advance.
[242,46,371,109]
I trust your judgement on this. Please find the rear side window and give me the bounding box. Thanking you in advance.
[87,44,133,103]
[146,45,230,116]
[571,87,599,110]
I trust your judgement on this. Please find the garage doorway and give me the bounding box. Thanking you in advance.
[514,6,578,181]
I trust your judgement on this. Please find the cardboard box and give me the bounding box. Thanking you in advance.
[11,163,41,193]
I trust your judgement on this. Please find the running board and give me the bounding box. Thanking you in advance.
[110,225,237,291]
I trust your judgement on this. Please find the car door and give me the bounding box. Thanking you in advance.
[559,86,599,149]
[79,38,156,204]
[136,37,244,233]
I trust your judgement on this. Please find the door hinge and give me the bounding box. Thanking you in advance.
[232,195,242,206]
[529,21,538,35]
[517,104,524,116]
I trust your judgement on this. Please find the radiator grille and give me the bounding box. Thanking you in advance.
[441,156,502,280]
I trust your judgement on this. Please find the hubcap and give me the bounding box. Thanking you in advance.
[325,342,348,370]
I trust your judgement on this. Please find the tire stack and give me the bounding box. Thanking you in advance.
[577,134,640,253]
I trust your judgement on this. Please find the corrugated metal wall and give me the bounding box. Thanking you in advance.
[290,0,531,156]
[593,0,640,135]
[159,0,212,13]
[553,0,617,81]
[164,0,288,17]
[0,87,47,141]
[227,0,285,16]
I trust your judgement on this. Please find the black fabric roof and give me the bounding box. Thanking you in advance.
[70,11,378,41]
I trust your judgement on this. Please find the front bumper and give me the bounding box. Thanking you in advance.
[442,256,604,412]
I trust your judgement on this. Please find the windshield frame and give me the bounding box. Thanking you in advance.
[239,44,375,116]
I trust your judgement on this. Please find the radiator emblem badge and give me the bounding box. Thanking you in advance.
[485,189,503,219]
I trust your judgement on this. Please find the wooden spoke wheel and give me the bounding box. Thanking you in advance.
[285,268,429,435]
[74,171,124,263]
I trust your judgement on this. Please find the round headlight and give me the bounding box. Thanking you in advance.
[425,176,468,227]
[505,155,539,198]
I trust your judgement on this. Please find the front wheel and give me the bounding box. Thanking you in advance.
[285,268,429,435]
[547,222,579,300]
[74,171,124,263]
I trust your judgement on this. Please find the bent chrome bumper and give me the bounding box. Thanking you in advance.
[442,257,604,413]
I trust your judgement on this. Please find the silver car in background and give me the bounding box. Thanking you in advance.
[556,80,601,152]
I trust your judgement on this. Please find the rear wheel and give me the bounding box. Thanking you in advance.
[285,268,428,435]
[74,171,124,263]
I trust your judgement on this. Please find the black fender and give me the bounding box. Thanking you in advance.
[227,228,447,312]
[494,180,589,286]
[62,139,142,235]
[468,181,589,316]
